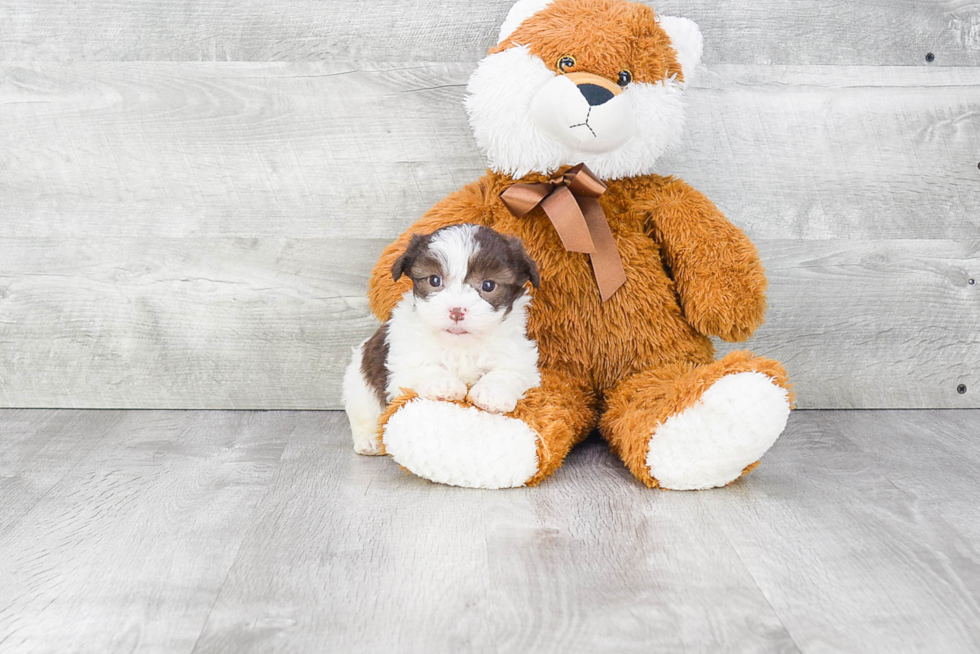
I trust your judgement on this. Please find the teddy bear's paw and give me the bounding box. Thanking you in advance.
[646,372,790,490]
[466,380,520,414]
[383,398,539,489]
[416,376,469,403]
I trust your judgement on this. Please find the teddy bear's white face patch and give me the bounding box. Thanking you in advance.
[529,74,636,154]
[465,44,688,180]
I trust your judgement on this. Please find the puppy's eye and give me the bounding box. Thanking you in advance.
[428,275,442,287]
[617,70,632,87]
[557,55,576,73]
[481,280,496,293]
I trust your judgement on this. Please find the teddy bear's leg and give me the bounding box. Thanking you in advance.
[379,368,597,489]
[599,351,792,490]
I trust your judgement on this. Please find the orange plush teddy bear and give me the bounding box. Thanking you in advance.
[368,0,792,490]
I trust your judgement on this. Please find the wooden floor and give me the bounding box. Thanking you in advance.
[0,410,978,653]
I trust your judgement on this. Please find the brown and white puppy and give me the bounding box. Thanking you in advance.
[343,224,541,455]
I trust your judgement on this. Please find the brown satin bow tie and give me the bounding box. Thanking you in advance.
[500,163,627,302]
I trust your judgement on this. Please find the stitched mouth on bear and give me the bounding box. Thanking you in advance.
[530,74,635,154]
[569,106,597,138]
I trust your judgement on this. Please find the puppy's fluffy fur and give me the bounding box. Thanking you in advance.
[344,224,541,455]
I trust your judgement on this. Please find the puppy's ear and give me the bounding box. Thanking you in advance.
[391,234,429,281]
[507,236,541,289]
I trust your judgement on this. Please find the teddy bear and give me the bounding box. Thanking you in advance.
[364,0,792,490]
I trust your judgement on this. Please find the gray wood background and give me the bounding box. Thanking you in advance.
[1,1,978,409]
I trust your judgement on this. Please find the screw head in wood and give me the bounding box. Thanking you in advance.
[925,53,935,63]
[957,384,968,394]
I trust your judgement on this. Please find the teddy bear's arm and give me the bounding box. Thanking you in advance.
[642,177,767,342]
[367,180,491,322]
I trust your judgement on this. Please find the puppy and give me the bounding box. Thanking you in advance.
[343,224,542,455]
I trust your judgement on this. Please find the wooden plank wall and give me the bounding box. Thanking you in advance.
[0,1,978,409]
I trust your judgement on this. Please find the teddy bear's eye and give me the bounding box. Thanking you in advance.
[557,55,576,72]
[618,70,632,87]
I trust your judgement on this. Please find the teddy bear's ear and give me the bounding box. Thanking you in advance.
[657,16,704,85]
[497,0,555,43]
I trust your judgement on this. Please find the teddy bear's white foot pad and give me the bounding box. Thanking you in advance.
[646,372,790,490]
[383,399,540,489]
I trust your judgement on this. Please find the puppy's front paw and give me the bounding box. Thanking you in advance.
[468,381,520,414]
[353,433,383,456]
[417,376,468,402]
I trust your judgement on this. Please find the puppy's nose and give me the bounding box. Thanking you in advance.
[449,307,466,322]
[578,83,614,106]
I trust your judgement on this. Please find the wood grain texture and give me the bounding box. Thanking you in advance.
[822,410,980,541]
[0,62,484,240]
[1,0,978,66]
[660,65,980,240]
[0,409,127,532]
[1,409,978,653]
[698,411,980,653]
[0,238,976,409]
[2,63,979,240]
[0,237,384,409]
[719,238,980,409]
[193,412,799,654]
[0,410,297,652]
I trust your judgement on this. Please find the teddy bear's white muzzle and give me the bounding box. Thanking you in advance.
[530,75,636,154]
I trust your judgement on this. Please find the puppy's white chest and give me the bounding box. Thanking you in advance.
[439,346,492,386]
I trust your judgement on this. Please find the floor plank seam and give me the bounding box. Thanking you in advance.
[833,427,980,620]
[715,518,805,654]
[0,411,125,535]
[189,419,301,654]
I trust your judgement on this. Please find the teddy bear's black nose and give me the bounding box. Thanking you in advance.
[577,83,614,106]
